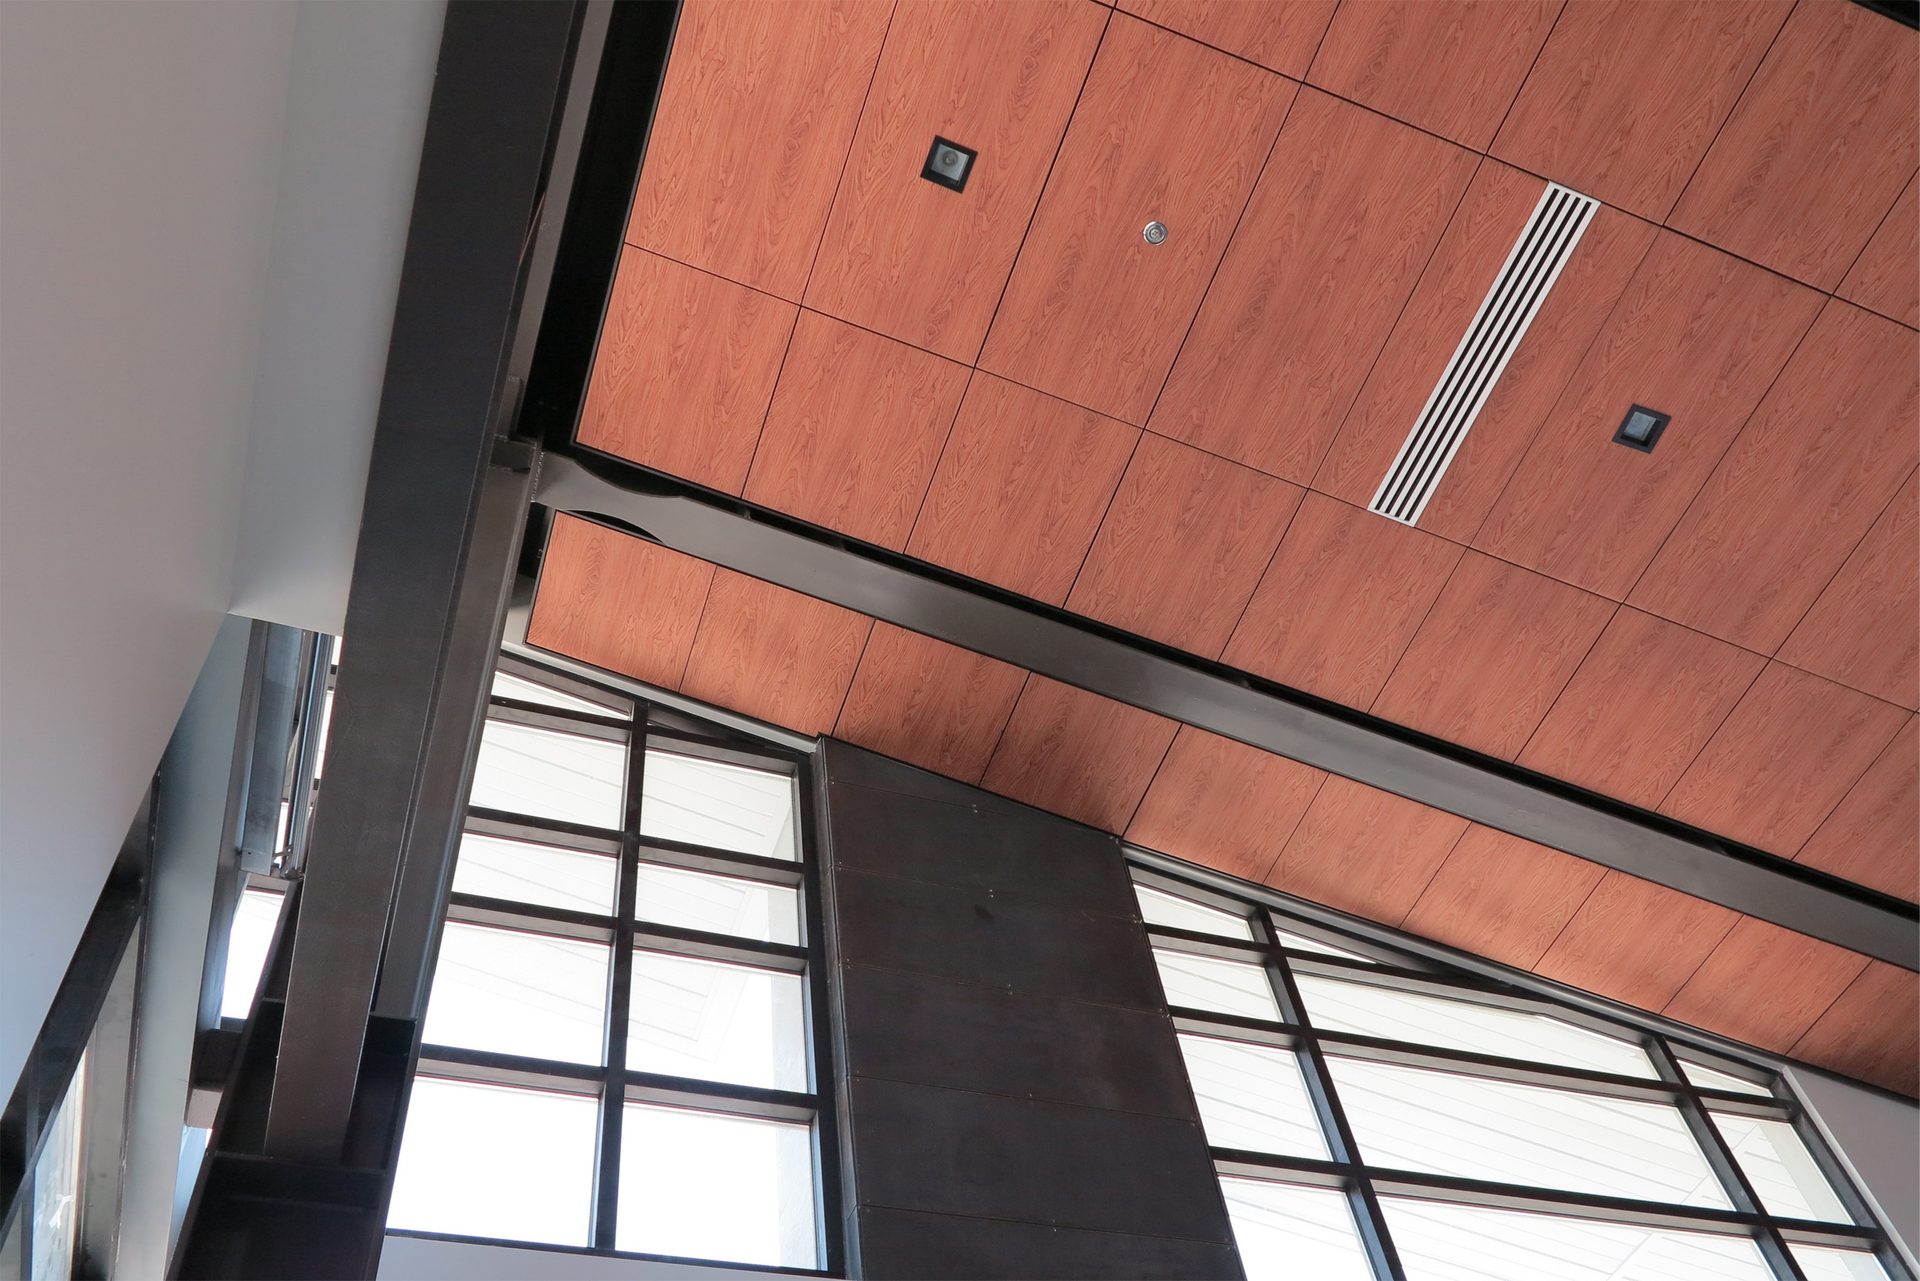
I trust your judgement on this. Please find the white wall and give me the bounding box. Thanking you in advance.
[379,1235,795,1281]
[0,0,440,1094]
[1788,1066,1920,1269]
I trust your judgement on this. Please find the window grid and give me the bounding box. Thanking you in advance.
[1131,862,1910,1281]
[411,655,838,1274]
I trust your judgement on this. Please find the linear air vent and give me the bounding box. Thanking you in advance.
[1370,182,1599,525]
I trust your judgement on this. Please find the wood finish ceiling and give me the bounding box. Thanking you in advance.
[541,0,1919,1093]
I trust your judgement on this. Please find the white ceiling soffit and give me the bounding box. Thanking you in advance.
[1370,182,1599,526]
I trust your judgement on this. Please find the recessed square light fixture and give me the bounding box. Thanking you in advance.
[921,137,976,193]
[1613,404,1670,452]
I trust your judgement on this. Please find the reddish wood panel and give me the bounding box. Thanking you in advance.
[1791,961,1919,1097]
[1533,872,1739,1009]
[1517,609,1765,809]
[1475,234,1822,599]
[906,374,1138,604]
[1779,472,1919,710]
[1631,303,1920,652]
[835,623,1029,781]
[979,15,1294,422]
[980,676,1179,831]
[1400,826,1606,970]
[1795,716,1918,902]
[625,0,892,299]
[1664,917,1871,1052]
[1670,0,1919,290]
[1840,173,1919,328]
[1493,0,1793,221]
[1119,0,1336,77]
[1126,727,1326,883]
[1309,1,1557,150]
[680,570,872,735]
[526,515,712,691]
[806,0,1107,361]
[1662,662,1909,857]
[1268,778,1468,923]
[743,312,969,550]
[576,250,795,494]
[1221,494,1463,709]
[1066,434,1303,655]
[1370,553,1616,760]
[1315,166,1657,543]
[1153,90,1477,482]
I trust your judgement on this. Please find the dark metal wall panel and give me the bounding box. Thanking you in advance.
[821,739,1239,1279]
[839,964,1198,1117]
[847,1077,1226,1243]
[851,1208,1245,1281]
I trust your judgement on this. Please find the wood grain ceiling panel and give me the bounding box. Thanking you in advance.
[835,622,1028,781]
[1630,303,1920,653]
[1517,609,1765,809]
[1220,493,1463,709]
[1474,233,1823,599]
[1152,90,1477,482]
[526,515,712,692]
[743,312,969,550]
[1065,434,1303,655]
[1125,727,1325,883]
[1400,826,1605,970]
[1118,0,1337,78]
[1779,472,1919,710]
[805,0,1107,361]
[576,249,796,494]
[680,569,872,735]
[1661,662,1908,857]
[1532,871,1738,1009]
[1307,0,1558,150]
[980,676,1179,832]
[1315,167,1657,543]
[979,15,1294,423]
[1791,961,1918,1097]
[1663,917,1870,1053]
[1840,173,1919,328]
[625,0,892,300]
[906,373,1138,604]
[1794,715,1918,902]
[1370,552,1615,760]
[1267,777,1468,923]
[1670,0,1919,291]
[1491,0,1793,221]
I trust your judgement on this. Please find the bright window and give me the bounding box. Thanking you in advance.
[615,1103,817,1268]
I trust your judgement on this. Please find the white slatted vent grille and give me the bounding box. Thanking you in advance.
[1370,182,1599,525]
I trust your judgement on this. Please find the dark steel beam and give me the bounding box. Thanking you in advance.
[533,455,1918,970]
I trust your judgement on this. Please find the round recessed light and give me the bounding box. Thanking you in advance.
[1142,220,1168,246]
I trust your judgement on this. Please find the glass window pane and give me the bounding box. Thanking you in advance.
[388,1077,597,1246]
[30,1050,86,1280]
[491,669,623,717]
[641,750,796,860]
[1220,1178,1374,1281]
[1296,974,1653,1078]
[219,887,286,1020]
[1135,884,1254,939]
[1383,1197,1772,1281]
[1275,927,1375,963]
[633,862,800,946]
[470,720,625,829]
[1153,948,1281,1022]
[1680,1060,1773,1097]
[1177,1034,1326,1157]
[628,951,807,1091]
[1790,1244,1894,1281]
[616,1103,816,1269]
[452,833,617,915]
[1327,1058,1732,1208]
[1712,1112,1853,1222]
[424,922,609,1065]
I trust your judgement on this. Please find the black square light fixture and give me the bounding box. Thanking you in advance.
[921,137,976,193]
[1613,404,1670,452]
